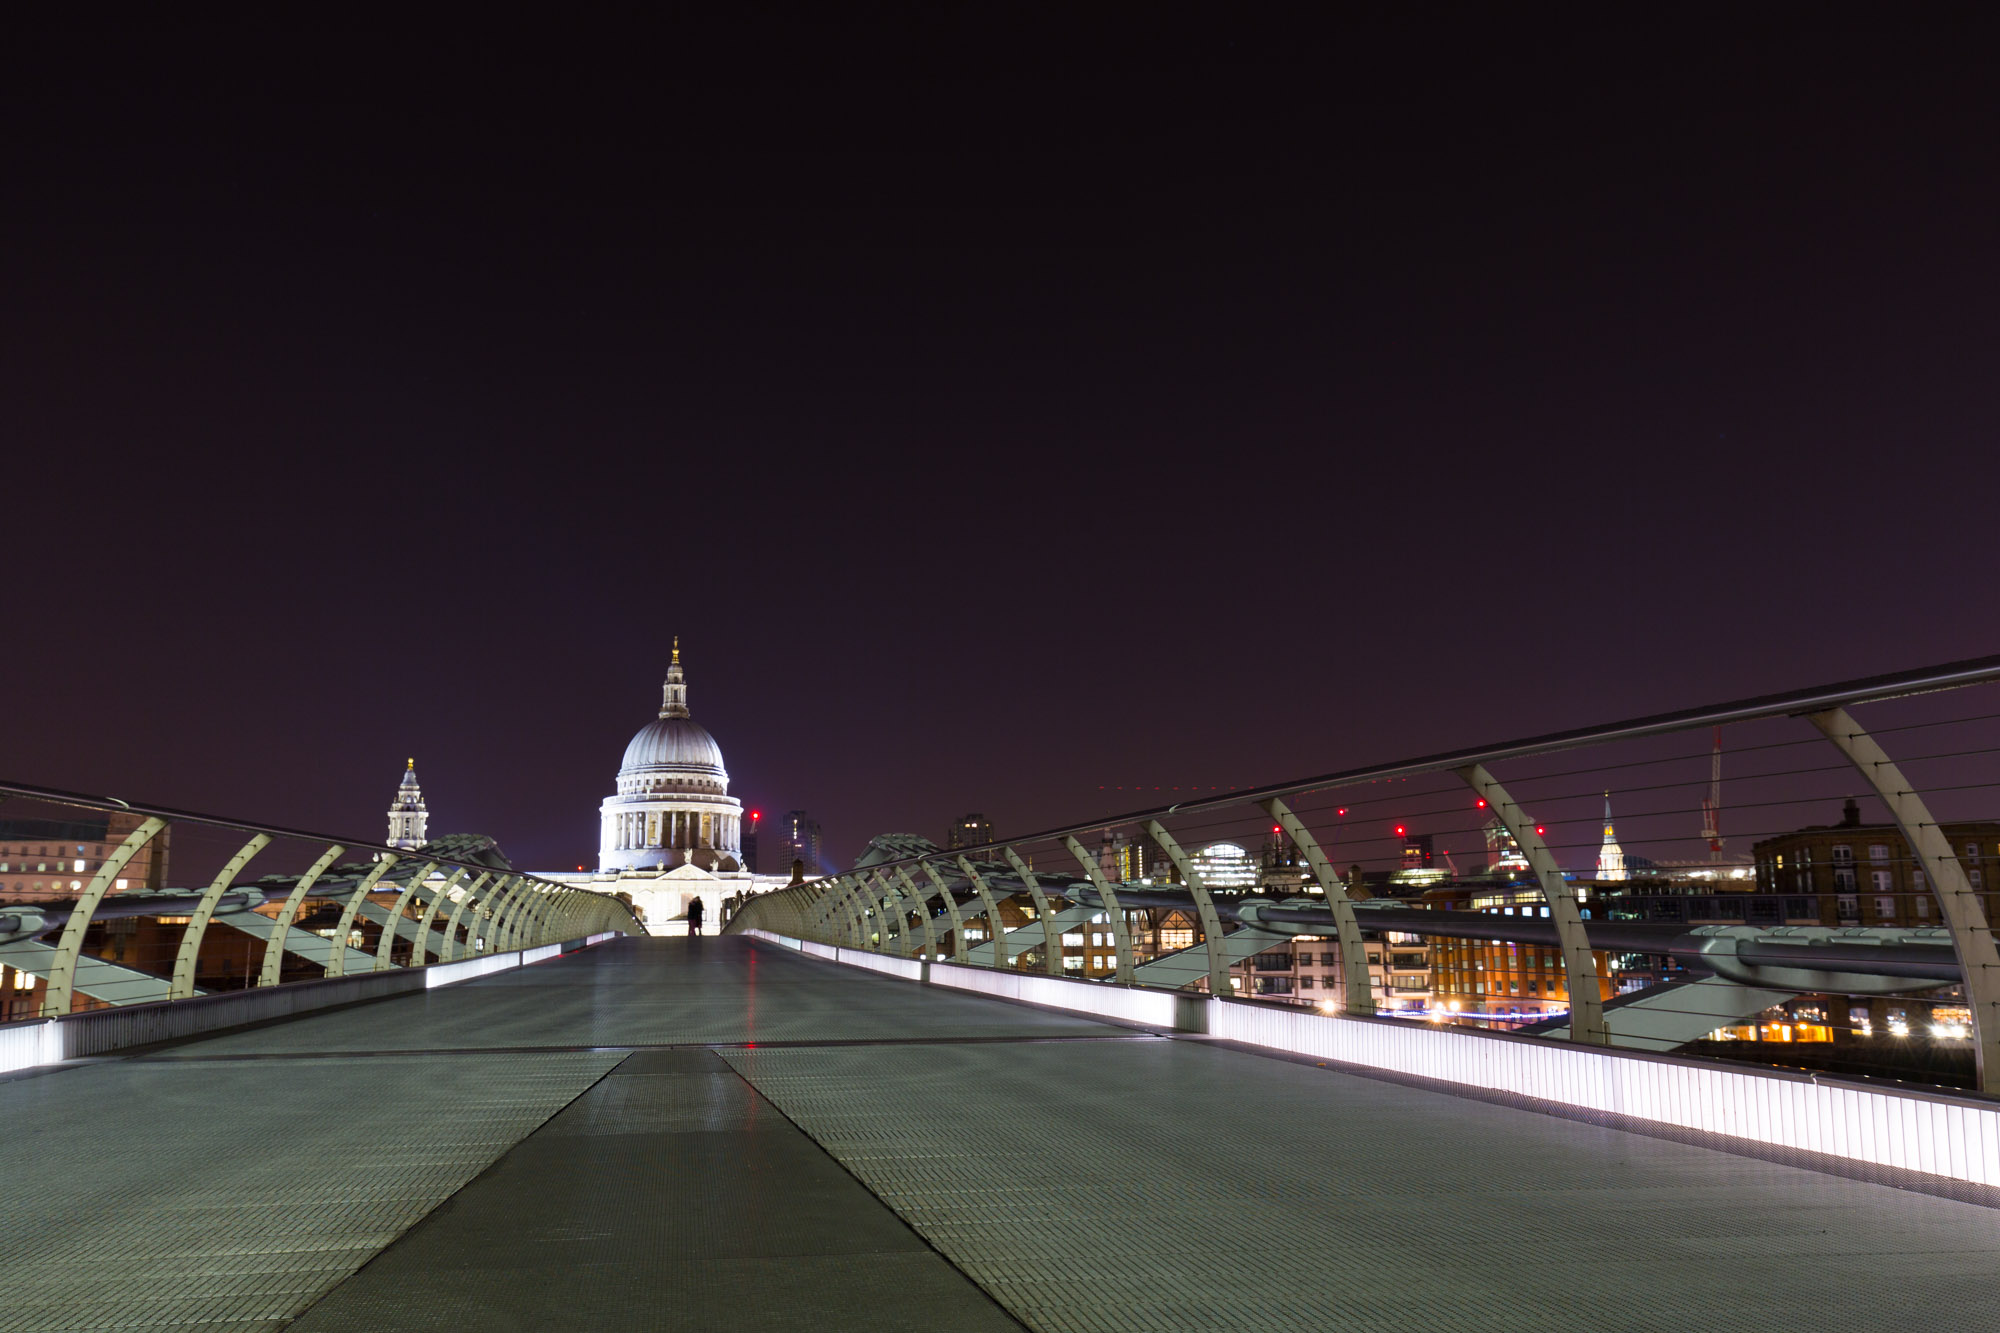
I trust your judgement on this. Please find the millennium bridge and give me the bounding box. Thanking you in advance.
[4,657,2000,1330]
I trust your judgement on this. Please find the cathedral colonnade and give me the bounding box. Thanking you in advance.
[611,810,738,852]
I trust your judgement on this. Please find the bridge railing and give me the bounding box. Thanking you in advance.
[0,780,643,1038]
[729,653,2000,1101]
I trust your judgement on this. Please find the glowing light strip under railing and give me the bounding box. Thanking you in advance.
[425,942,563,988]
[743,929,2000,1189]
[929,961,1183,1027]
[0,934,619,1078]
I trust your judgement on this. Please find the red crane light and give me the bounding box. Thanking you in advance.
[1534,825,1546,837]
[1475,798,1488,809]
[1395,824,1407,837]
[1271,825,1281,834]
[1337,807,1348,816]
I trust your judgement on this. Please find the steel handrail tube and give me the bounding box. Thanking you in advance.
[731,652,2000,876]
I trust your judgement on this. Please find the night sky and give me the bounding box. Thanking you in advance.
[5,12,1997,871]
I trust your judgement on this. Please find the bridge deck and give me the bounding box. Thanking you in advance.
[1,936,1992,1331]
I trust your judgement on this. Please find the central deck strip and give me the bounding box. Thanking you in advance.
[285,1048,1022,1332]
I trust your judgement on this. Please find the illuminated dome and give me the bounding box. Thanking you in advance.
[620,717,726,781]
[599,640,745,873]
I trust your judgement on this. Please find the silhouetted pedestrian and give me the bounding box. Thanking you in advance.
[687,897,705,936]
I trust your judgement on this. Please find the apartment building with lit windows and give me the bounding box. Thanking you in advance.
[0,813,168,902]
[1229,931,1431,1011]
[1753,797,2000,928]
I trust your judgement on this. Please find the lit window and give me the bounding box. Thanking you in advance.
[72,859,84,873]
[115,879,128,890]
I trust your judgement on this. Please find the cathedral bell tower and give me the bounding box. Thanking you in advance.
[387,758,430,850]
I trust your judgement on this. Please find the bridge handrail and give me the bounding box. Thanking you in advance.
[727,650,2000,1096]
[0,781,644,1018]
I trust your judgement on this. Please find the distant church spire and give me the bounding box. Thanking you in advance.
[1596,790,1627,881]
[660,638,691,718]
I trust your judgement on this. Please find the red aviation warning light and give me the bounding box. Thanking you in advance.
[1475,798,1488,810]
[1337,807,1348,817]
[1394,824,1407,837]
[1534,825,1547,837]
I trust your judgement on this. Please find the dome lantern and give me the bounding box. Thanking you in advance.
[660,636,690,719]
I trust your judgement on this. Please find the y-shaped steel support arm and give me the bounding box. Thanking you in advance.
[259,843,345,987]
[413,872,485,964]
[442,872,507,961]
[893,867,940,959]
[1459,764,1607,1045]
[44,817,168,1016]
[327,857,399,977]
[828,872,868,944]
[1144,821,1235,998]
[1262,799,1374,1017]
[957,856,1012,970]
[805,875,848,942]
[1061,836,1135,983]
[869,870,913,954]
[1002,847,1062,975]
[488,876,538,951]
[376,863,449,971]
[920,864,970,961]
[170,833,274,999]
[1811,706,2000,1092]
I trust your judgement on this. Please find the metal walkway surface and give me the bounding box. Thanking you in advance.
[1,937,1994,1332]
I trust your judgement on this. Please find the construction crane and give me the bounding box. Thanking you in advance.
[1699,726,1724,861]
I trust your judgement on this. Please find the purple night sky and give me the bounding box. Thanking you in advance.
[4,13,1997,871]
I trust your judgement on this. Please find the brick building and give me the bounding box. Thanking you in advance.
[1752,797,2000,928]
[0,812,168,902]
